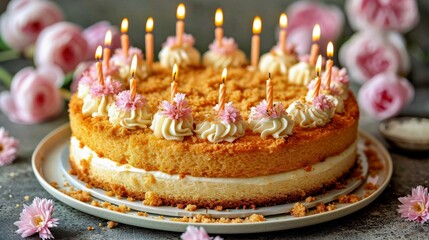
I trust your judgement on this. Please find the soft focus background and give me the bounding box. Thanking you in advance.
[1,0,428,86]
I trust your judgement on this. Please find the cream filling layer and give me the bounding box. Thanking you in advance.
[70,137,357,185]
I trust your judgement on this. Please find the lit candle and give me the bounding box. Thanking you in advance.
[251,16,262,67]
[171,64,178,101]
[176,3,186,46]
[325,41,334,90]
[278,13,288,53]
[215,8,224,47]
[309,24,320,66]
[130,55,138,101]
[218,68,227,113]
[311,55,323,99]
[266,73,273,111]
[95,45,104,86]
[121,18,129,58]
[145,17,154,68]
[103,30,112,70]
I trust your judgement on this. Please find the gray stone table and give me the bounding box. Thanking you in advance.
[1,79,429,239]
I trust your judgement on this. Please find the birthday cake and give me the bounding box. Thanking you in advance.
[68,7,358,209]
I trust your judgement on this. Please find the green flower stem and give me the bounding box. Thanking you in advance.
[0,66,12,88]
[0,50,20,62]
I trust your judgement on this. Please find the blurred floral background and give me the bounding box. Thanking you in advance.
[0,0,428,125]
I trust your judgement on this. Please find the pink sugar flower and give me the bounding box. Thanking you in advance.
[14,197,59,239]
[324,66,350,86]
[252,100,287,119]
[208,37,239,55]
[181,226,223,240]
[398,186,429,223]
[89,76,123,98]
[163,34,195,47]
[312,95,334,111]
[115,90,147,111]
[0,127,19,166]
[111,47,143,66]
[214,102,243,123]
[159,93,192,120]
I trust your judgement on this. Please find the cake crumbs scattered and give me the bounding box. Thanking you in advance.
[305,196,316,203]
[24,195,30,201]
[101,227,106,231]
[338,194,360,203]
[68,168,77,175]
[50,181,59,189]
[214,205,223,211]
[365,147,384,176]
[291,202,306,217]
[9,194,12,198]
[365,182,378,191]
[85,184,93,189]
[170,213,265,223]
[137,212,148,217]
[107,221,118,229]
[143,191,162,206]
[303,165,313,172]
[185,204,197,212]
[309,202,336,215]
[176,204,185,209]
[87,226,94,231]
[94,201,130,213]
[98,223,103,227]
[61,189,92,202]
[106,191,114,197]
[15,204,20,208]
[115,195,122,199]
[126,197,136,202]
[179,173,186,179]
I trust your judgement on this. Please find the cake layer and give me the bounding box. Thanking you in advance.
[70,136,357,208]
[69,65,359,178]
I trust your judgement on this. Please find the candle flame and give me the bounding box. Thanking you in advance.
[95,45,102,60]
[215,8,223,27]
[121,18,128,33]
[315,55,322,75]
[312,24,320,42]
[177,3,186,20]
[146,17,154,32]
[252,16,262,34]
[130,55,138,77]
[327,41,334,58]
[104,30,112,46]
[221,68,227,83]
[172,64,178,81]
[279,13,287,28]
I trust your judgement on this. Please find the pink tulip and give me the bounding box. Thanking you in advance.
[0,65,64,124]
[346,0,419,33]
[35,22,88,73]
[339,30,409,84]
[83,21,121,60]
[0,0,63,51]
[358,72,414,120]
[286,1,344,55]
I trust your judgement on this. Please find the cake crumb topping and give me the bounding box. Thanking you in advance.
[170,213,265,223]
[305,196,316,203]
[137,211,148,217]
[338,194,360,203]
[107,221,118,229]
[185,204,197,212]
[61,189,92,202]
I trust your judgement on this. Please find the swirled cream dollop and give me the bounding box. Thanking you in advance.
[202,50,246,70]
[194,120,247,143]
[82,94,113,117]
[150,113,193,141]
[107,91,152,129]
[325,94,344,113]
[286,99,334,128]
[248,100,294,138]
[288,62,315,85]
[259,49,297,75]
[159,34,201,68]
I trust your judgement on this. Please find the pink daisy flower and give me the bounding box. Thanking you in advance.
[159,93,192,120]
[214,102,242,123]
[312,95,334,111]
[115,90,147,111]
[163,34,195,47]
[209,37,238,55]
[398,186,429,223]
[111,47,143,66]
[181,226,223,240]
[14,197,59,239]
[251,100,287,119]
[0,127,19,166]
[89,76,123,98]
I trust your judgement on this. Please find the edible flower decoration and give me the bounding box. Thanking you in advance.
[214,102,242,123]
[89,76,122,97]
[312,95,335,111]
[209,37,239,55]
[251,100,288,119]
[181,226,223,240]
[398,185,429,224]
[14,197,59,239]
[159,93,192,120]
[115,90,147,111]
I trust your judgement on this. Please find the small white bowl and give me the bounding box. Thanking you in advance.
[379,117,429,151]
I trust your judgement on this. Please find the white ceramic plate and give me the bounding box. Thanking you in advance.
[32,124,392,234]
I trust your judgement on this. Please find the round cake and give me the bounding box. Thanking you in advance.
[69,47,359,208]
